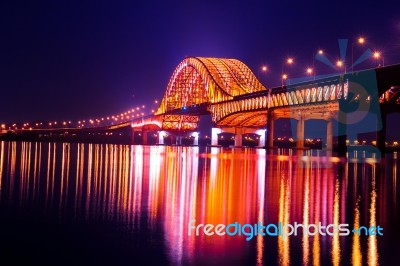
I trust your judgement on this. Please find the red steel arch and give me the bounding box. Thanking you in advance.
[156,57,266,114]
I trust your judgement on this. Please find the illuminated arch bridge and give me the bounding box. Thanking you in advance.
[127,57,400,149]
[152,57,266,131]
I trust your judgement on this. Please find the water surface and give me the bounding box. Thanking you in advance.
[0,141,398,265]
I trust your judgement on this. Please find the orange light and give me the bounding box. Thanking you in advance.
[282,74,288,80]
[336,60,343,67]
[318,49,324,55]
[287,58,294,64]
[373,51,381,59]
[358,37,365,44]
[261,65,268,72]
[306,68,313,74]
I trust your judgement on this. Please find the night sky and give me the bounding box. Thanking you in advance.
[1,0,400,123]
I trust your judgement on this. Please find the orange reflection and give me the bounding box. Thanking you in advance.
[368,164,378,266]
[278,159,291,266]
[332,178,341,266]
[0,142,393,265]
[352,197,362,266]
[302,162,310,265]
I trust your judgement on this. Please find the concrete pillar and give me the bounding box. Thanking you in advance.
[211,127,222,146]
[326,118,333,150]
[193,132,199,146]
[377,111,387,157]
[257,129,266,147]
[234,127,243,147]
[132,129,137,145]
[158,131,165,145]
[267,112,275,148]
[142,131,148,145]
[296,116,304,149]
[176,135,182,145]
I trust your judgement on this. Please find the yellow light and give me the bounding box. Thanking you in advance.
[336,60,343,67]
[287,58,294,64]
[1,124,5,129]
[373,51,381,59]
[318,49,324,55]
[306,68,313,74]
[282,74,288,80]
[358,37,365,44]
[261,65,268,72]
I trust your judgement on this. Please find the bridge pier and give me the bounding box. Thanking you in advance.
[142,130,148,145]
[376,111,387,156]
[326,118,333,150]
[267,112,275,148]
[256,129,266,147]
[176,135,182,145]
[234,127,243,147]
[296,115,305,149]
[158,131,165,145]
[211,128,222,146]
[192,132,199,146]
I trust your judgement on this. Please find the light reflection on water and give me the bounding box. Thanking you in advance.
[0,141,399,265]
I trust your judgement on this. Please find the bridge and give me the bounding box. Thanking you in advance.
[2,57,400,153]
[127,57,400,153]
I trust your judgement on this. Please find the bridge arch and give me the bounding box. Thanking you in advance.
[156,57,266,114]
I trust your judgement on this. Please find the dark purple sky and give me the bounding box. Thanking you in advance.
[1,0,400,123]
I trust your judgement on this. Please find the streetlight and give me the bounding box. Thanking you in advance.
[282,74,288,85]
[306,67,314,79]
[336,60,346,73]
[282,57,294,86]
[373,51,384,67]
[351,36,366,72]
[258,65,268,84]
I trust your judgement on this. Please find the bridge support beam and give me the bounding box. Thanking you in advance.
[326,118,333,150]
[376,111,387,156]
[234,127,243,147]
[256,129,266,148]
[192,132,199,146]
[267,112,275,148]
[296,116,305,149]
[142,130,148,145]
[158,131,165,145]
[211,128,222,146]
[176,135,182,145]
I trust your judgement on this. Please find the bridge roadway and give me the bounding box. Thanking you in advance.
[129,63,400,153]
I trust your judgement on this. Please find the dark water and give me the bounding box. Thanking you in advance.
[0,141,399,265]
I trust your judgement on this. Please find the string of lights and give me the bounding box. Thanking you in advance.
[1,100,159,131]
